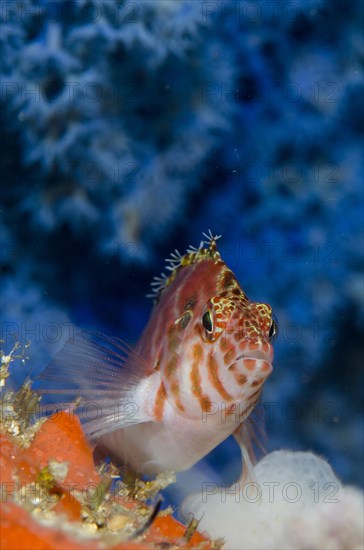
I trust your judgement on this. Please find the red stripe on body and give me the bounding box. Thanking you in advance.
[154,382,167,421]
[208,352,233,401]
[190,345,212,412]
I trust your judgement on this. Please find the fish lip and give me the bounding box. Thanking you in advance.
[235,351,270,362]
[228,352,273,373]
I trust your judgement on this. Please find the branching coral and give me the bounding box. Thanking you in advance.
[2,0,233,251]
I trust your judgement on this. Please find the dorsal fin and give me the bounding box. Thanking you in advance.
[147,230,222,303]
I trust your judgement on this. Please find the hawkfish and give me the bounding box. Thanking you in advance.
[37,231,277,477]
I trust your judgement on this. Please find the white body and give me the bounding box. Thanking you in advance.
[97,372,242,474]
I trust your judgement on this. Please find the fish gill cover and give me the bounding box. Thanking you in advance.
[0,0,363,497]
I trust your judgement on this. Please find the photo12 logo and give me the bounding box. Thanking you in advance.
[201,480,340,504]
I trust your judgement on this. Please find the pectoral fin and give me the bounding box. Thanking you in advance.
[34,330,152,438]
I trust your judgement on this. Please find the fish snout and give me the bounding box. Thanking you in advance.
[232,340,273,373]
[224,355,272,402]
[230,356,273,377]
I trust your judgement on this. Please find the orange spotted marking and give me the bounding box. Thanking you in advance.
[224,349,235,365]
[235,373,247,385]
[244,359,257,371]
[249,342,260,350]
[220,338,229,352]
[220,269,236,289]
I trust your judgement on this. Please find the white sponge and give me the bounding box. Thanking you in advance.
[182,450,364,550]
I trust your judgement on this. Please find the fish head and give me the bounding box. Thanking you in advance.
[199,292,275,398]
[145,233,277,423]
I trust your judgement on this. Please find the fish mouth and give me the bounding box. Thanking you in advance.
[228,350,273,375]
[235,350,271,362]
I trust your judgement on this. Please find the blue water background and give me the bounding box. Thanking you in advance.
[1,0,363,495]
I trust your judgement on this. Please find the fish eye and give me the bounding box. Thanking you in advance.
[202,310,213,333]
[268,315,278,342]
